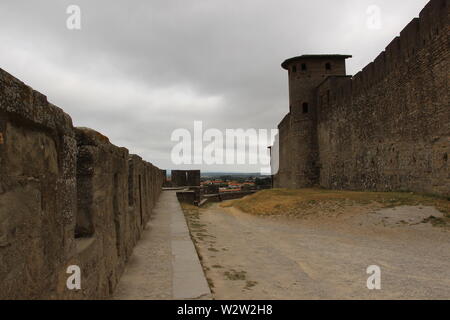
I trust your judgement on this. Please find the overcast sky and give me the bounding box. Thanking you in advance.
[0,0,429,172]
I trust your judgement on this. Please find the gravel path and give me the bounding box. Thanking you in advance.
[187,203,450,300]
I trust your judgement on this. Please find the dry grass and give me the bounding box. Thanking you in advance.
[221,188,450,219]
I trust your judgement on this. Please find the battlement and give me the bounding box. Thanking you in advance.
[275,0,449,195]
[355,0,446,96]
[0,67,166,299]
[315,0,449,104]
[281,54,352,70]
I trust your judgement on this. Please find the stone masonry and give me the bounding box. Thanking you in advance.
[0,68,165,299]
[274,0,449,197]
[171,170,201,187]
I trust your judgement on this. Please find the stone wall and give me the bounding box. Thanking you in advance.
[275,56,349,189]
[316,0,449,196]
[274,114,292,188]
[171,170,200,187]
[275,0,449,197]
[0,68,165,299]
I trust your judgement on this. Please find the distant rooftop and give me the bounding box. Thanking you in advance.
[281,54,352,69]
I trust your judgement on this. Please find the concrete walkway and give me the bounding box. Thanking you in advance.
[113,190,211,300]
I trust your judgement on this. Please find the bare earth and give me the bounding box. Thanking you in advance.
[184,203,450,300]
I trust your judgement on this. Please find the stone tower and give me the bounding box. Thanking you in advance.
[277,54,351,188]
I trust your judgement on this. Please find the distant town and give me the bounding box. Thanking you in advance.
[201,176,272,193]
[167,172,273,193]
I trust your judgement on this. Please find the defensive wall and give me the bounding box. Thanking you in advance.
[0,68,165,299]
[274,0,449,196]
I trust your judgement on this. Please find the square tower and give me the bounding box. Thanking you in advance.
[276,54,351,189]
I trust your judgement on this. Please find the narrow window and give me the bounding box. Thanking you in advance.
[301,63,307,71]
[292,65,297,73]
[302,103,309,114]
[325,63,331,70]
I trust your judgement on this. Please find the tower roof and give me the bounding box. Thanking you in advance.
[281,54,352,69]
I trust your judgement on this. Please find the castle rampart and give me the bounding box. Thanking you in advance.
[0,68,165,299]
[275,0,449,196]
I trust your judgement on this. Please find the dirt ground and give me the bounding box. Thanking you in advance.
[182,197,450,300]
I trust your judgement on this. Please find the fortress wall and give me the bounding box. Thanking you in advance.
[126,157,164,255]
[170,170,200,187]
[187,170,201,186]
[128,155,143,247]
[289,115,319,188]
[316,0,449,195]
[0,68,165,299]
[0,68,77,299]
[274,113,292,188]
[171,170,187,187]
[72,127,131,298]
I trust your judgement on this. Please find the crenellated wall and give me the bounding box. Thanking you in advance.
[0,68,165,299]
[275,0,449,197]
[315,0,449,196]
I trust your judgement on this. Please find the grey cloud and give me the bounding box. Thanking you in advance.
[0,0,429,171]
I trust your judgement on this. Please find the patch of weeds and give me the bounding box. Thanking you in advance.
[422,216,447,227]
[196,233,209,237]
[224,270,247,281]
[206,277,215,289]
[244,280,258,290]
[212,265,223,269]
[190,222,206,228]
